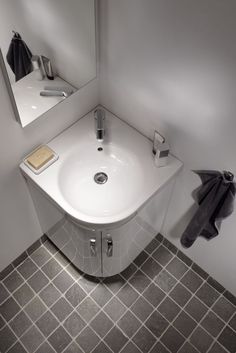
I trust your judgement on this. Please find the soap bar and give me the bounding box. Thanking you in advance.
[26,145,54,170]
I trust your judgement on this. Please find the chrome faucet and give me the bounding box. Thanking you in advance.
[94,109,105,141]
[40,86,73,98]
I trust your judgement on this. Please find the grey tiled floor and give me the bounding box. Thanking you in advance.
[0,235,236,353]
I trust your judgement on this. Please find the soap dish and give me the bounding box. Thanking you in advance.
[23,145,59,175]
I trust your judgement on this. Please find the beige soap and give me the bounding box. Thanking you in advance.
[26,145,54,170]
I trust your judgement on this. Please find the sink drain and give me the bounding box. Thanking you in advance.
[94,172,108,184]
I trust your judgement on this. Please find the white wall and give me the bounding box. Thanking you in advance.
[0,0,96,88]
[99,0,236,294]
[0,67,98,271]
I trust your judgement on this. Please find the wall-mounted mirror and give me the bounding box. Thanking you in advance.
[0,0,96,127]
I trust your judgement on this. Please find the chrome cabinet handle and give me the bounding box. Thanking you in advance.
[106,236,113,257]
[90,238,96,256]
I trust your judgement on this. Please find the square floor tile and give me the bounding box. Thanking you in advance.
[104,325,128,353]
[24,296,47,322]
[145,310,169,337]
[177,251,193,267]
[0,315,5,329]
[0,264,14,281]
[129,270,151,294]
[161,325,185,353]
[90,311,113,338]
[192,263,208,280]
[41,257,62,280]
[76,326,100,352]
[9,310,31,337]
[218,326,236,353]
[0,296,21,321]
[166,257,188,280]
[212,296,236,322]
[196,282,220,307]
[120,342,141,353]
[0,325,17,353]
[48,326,72,353]
[63,342,83,353]
[0,283,9,304]
[201,310,225,337]
[143,283,165,307]
[152,245,173,266]
[178,342,199,353]
[20,325,44,353]
[181,270,203,293]
[30,246,51,267]
[145,238,160,254]
[208,342,229,353]
[38,283,61,308]
[64,311,86,337]
[36,310,59,337]
[117,283,139,307]
[132,326,156,353]
[163,238,178,254]
[7,341,27,353]
[117,310,141,338]
[158,297,181,321]
[35,341,55,353]
[28,270,49,293]
[149,341,170,353]
[104,296,126,322]
[3,270,24,293]
[103,275,126,294]
[13,283,34,307]
[92,342,112,353]
[190,326,213,353]
[207,277,225,294]
[133,251,149,267]
[51,297,73,321]
[65,283,86,307]
[17,258,38,280]
[229,313,236,331]
[173,311,197,337]
[140,257,162,279]
[169,283,192,307]
[154,269,177,293]
[120,263,137,280]
[77,297,100,323]
[130,296,153,321]
[185,296,208,322]
[90,283,113,307]
[77,275,100,294]
[209,342,229,353]
[53,270,74,293]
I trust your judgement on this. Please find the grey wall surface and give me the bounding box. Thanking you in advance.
[99,0,236,294]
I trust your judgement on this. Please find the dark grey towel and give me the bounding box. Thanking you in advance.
[6,32,32,82]
[181,170,236,248]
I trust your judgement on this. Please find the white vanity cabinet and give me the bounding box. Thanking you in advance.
[25,172,176,277]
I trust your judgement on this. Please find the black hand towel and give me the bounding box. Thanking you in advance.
[181,170,236,248]
[6,32,32,82]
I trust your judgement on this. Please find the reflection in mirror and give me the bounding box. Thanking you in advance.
[0,0,96,127]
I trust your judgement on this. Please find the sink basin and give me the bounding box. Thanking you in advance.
[20,108,182,228]
[59,143,144,218]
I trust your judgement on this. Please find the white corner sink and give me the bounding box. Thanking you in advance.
[58,143,144,218]
[20,108,182,228]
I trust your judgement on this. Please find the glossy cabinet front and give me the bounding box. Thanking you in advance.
[26,176,175,277]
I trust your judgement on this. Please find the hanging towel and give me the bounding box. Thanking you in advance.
[181,170,236,248]
[6,32,32,81]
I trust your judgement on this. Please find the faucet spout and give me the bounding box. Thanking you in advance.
[94,109,105,142]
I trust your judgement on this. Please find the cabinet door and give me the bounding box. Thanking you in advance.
[49,218,102,277]
[102,178,175,277]
[102,217,146,277]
